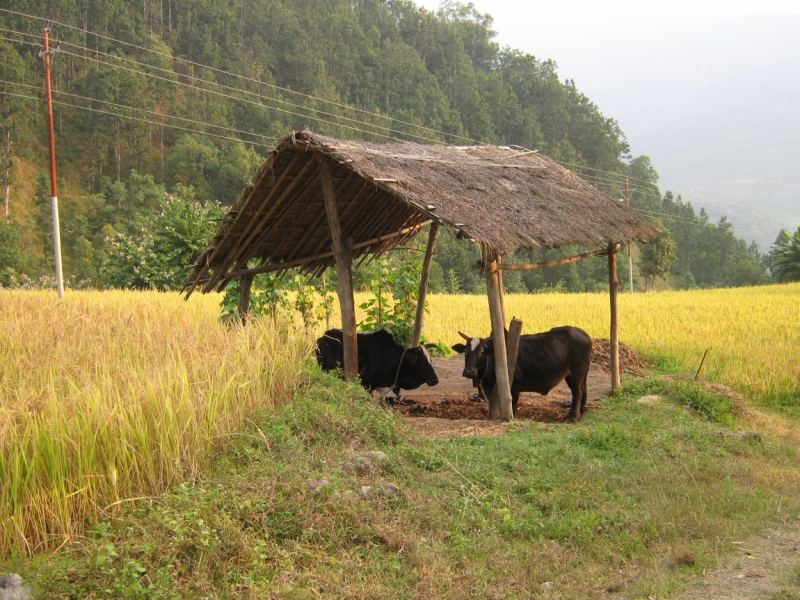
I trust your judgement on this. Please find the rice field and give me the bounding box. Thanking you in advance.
[0,290,312,557]
[1,283,798,557]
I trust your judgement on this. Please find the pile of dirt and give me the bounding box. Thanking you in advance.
[591,338,649,376]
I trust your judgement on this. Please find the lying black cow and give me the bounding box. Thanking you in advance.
[316,328,439,399]
[451,326,592,421]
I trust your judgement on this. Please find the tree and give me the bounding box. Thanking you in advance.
[102,185,224,290]
[0,41,28,223]
[770,227,800,282]
[639,219,676,291]
[0,221,25,286]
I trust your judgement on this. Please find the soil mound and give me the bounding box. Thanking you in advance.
[591,338,649,376]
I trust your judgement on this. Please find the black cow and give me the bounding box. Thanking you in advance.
[316,328,439,399]
[451,326,592,421]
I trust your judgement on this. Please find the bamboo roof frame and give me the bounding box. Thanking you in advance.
[185,130,657,296]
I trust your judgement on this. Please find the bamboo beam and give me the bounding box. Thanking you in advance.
[485,252,513,421]
[493,247,609,271]
[225,220,434,278]
[410,222,440,348]
[608,242,620,390]
[185,153,282,295]
[284,174,362,262]
[202,154,303,293]
[226,163,317,272]
[318,154,358,380]
[238,169,324,267]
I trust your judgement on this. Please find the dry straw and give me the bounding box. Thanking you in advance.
[187,130,656,295]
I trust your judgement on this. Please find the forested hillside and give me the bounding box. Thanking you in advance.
[0,0,787,291]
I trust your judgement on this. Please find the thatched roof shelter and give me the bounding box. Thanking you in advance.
[185,130,655,295]
[185,130,657,421]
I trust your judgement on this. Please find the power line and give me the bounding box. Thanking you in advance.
[0,79,275,143]
[635,208,768,235]
[2,16,673,191]
[0,7,479,145]
[2,27,426,146]
[0,90,275,148]
[54,38,450,146]
[57,48,414,144]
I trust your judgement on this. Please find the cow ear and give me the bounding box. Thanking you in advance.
[451,343,466,354]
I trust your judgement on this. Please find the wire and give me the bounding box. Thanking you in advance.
[54,38,451,146]
[57,48,414,144]
[0,79,275,142]
[635,208,767,235]
[1,15,674,187]
[6,10,784,235]
[0,7,480,145]
[0,90,275,148]
[2,27,428,145]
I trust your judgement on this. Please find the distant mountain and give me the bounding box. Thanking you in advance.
[558,13,800,249]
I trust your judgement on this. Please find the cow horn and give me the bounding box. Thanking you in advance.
[458,331,470,341]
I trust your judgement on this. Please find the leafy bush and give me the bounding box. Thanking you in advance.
[102,185,224,290]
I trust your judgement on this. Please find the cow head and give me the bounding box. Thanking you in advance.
[397,345,439,389]
[451,331,493,383]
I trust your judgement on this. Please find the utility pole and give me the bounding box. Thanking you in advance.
[40,26,64,300]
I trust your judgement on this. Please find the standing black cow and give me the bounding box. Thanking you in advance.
[316,328,439,399]
[451,326,592,421]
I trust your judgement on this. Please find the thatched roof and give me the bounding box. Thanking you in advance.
[185,130,657,295]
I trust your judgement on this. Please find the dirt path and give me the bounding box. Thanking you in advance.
[673,520,800,599]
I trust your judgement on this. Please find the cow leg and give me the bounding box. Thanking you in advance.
[564,374,581,422]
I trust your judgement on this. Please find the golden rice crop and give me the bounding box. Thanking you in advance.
[0,290,312,557]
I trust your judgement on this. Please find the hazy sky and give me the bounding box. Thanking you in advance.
[414,0,800,75]
[415,0,800,245]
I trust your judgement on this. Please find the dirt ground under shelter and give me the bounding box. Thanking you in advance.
[396,339,647,437]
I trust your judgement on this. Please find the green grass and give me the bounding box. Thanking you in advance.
[3,370,800,599]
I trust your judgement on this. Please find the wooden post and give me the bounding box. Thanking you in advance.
[239,273,254,324]
[318,154,358,380]
[497,254,506,324]
[607,242,620,390]
[506,317,523,384]
[410,222,439,347]
[485,253,513,421]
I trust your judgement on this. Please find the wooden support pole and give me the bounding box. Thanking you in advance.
[238,273,254,324]
[410,222,439,347]
[608,242,620,390]
[485,253,513,421]
[497,254,506,325]
[318,154,358,381]
[506,317,523,385]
